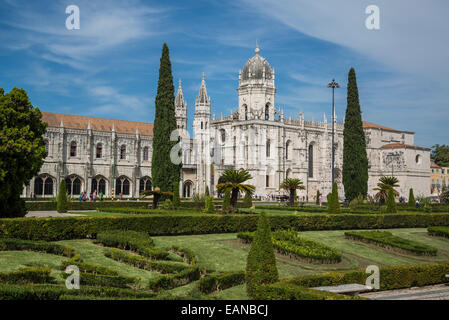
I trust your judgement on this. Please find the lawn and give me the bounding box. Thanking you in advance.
[2,228,449,299]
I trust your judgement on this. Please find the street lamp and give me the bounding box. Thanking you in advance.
[327,79,340,188]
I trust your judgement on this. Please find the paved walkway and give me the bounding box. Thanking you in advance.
[25,211,92,218]
[360,284,449,300]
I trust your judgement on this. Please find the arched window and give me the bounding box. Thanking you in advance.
[96,143,102,159]
[116,176,130,196]
[308,144,314,178]
[244,105,248,120]
[70,141,77,157]
[143,147,149,161]
[92,177,107,195]
[286,141,291,160]
[44,178,53,195]
[120,145,126,160]
[139,177,152,192]
[201,122,203,130]
[266,139,271,157]
[220,129,226,144]
[183,181,193,198]
[265,104,270,120]
[65,176,82,196]
[34,177,44,196]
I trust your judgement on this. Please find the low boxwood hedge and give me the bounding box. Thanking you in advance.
[428,226,449,238]
[0,267,53,284]
[105,248,190,274]
[0,238,75,257]
[238,230,342,263]
[61,271,138,289]
[345,231,437,256]
[148,266,202,291]
[256,282,362,300]
[95,230,169,260]
[196,271,245,294]
[2,213,449,241]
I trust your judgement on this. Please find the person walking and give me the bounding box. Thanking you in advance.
[319,194,323,207]
[93,189,97,202]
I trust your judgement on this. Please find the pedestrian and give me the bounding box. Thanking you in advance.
[93,189,97,202]
[319,194,323,207]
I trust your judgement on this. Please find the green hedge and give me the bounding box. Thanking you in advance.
[3,213,449,241]
[61,259,119,276]
[0,238,75,257]
[428,226,449,238]
[0,267,53,284]
[196,271,245,294]
[345,231,437,256]
[98,207,200,215]
[257,282,361,300]
[95,230,168,260]
[105,248,190,274]
[286,261,449,290]
[61,271,138,288]
[170,245,198,265]
[238,230,342,263]
[148,266,202,291]
[0,283,157,300]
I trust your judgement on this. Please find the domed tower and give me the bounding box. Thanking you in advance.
[175,79,187,131]
[237,45,276,121]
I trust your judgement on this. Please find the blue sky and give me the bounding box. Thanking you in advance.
[0,0,448,147]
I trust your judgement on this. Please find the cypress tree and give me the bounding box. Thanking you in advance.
[246,213,279,299]
[342,68,369,201]
[151,43,180,194]
[57,180,69,213]
[173,181,180,208]
[243,192,252,208]
[386,188,397,213]
[408,188,415,207]
[328,182,341,214]
[205,186,210,197]
[222,190,231,213]
[205,196,216,213]
[316,190,321,205]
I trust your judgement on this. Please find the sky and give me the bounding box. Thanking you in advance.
[0,0,448,147]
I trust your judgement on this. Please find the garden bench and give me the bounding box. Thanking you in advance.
[311,284,373,296]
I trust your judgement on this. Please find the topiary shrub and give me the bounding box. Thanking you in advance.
[222,190,231,213]
[386,188,397,213]
[327,182,341,214]
[57,180,69,213]
[205,197,216,213]
[408,188,415,208]
[245,213,279,299]
[162,199,174,210]
[205,186,210,197]
[173,181,180,208]
[316,190,321,205]
[242,192,252,208]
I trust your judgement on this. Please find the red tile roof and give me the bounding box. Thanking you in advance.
[41,112,153,136]
[363,121,413,134]
[380,143,430,151]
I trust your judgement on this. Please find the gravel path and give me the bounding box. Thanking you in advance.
[360,284,449,300]
[25,211,92,218]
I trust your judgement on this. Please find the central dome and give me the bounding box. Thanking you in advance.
[241,46,273,81]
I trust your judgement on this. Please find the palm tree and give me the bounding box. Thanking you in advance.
[217,169,255,211]
[373,176,399,204]
[280,178,305,207]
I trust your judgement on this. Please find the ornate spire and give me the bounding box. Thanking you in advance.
[196,72,210,105]
[254,42,260,55]
[175,78,186,109]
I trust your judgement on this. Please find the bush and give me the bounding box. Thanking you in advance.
[284,261,449,291]
[192,194,207,210]
[428,226,449,238]
[196,271,245,294]
[386,188,397,213]
[0,267,53,284]
[61,259,119,276]
[222,190,231,213]
[148,266,202,291]
[162,199,174,210]
[173,181,181,208]
[408,188,415,207]
[0,238,75,257]
[245,214,279,299]
[327,182,341,214]
[96,230,169,260]
[57,180,69,213]
[105,248,190,274]
[345,230,437,255]
[62,271,138,288]
[170,246,198,265]
[238,230,342,263]
[205,197,216,213]
[242,192,252,208]
[3,213,449,241]
[258,282,361,300]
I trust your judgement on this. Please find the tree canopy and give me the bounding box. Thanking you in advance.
[431,144,449,167]
[0,87,47,217]
[217,169,255,211]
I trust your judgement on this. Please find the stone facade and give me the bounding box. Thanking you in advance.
[26,46,431,200]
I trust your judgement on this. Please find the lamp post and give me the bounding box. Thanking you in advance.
[327,79,340,188]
